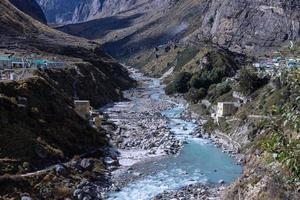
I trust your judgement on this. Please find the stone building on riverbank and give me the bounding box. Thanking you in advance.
[74,100,90,119]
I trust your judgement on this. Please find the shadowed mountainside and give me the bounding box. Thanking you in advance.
[9,0,47,23]
[58,13,144,40]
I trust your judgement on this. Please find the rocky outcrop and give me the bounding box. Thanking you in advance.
[9,0,47,23]
[154,183,222,200]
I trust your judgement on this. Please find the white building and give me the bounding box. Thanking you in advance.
[74,100,91,119]
[217,102,238,117]
[9,72,17,80]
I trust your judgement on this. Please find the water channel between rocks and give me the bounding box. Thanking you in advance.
[104,69,242,200]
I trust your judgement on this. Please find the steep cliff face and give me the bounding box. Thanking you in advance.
[36,0,81,24]
[199,0,300,54]
[9,0,47,23]
[37,0,172,25]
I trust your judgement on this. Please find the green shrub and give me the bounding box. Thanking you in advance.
[239,67,269,95]
[190,71,210,89]
[207,81,232,101]
[216,81,231,96]
[165,72,192,95]
[185,87,207,103]
[262,129,300,183]
[190,66,229,90]
[175,47,199,71]
[205,50,238,74]
[260,70,300,184]
[165,83,175,95]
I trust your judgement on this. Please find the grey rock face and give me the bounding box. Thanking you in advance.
[37,0,81,24]
[199,0,300,54]
[63,0,299,57]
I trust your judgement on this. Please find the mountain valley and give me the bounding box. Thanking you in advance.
[0,0,300,199]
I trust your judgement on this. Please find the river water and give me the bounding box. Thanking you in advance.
[106,69,242,200]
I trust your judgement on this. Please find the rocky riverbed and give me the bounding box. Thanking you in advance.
[153,183,224,200]
[101,68,187,166]
[73,67,242,200]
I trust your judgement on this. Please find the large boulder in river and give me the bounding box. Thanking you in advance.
[80,159,94,170]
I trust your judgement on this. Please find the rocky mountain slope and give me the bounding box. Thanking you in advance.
[58,0,300,60]
[37,0,173,25]
[0,0,135,198]
[9,0,47,23]
[0,76,107,174]
[36,0,81,24]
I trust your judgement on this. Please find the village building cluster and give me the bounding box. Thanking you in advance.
[211,53,300,123]
[253,53,300,76]
[0,54,64,81]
